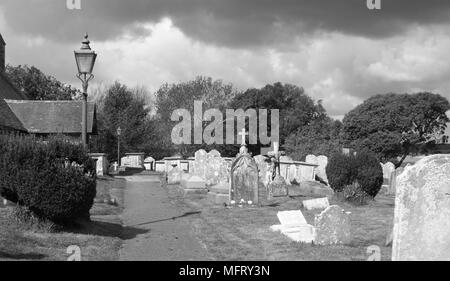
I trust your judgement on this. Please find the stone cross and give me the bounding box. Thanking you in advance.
[268,141,285,178]
[238,128,248,146]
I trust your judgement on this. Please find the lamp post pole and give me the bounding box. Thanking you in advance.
[117,127,122,167]
[74,33,97,148]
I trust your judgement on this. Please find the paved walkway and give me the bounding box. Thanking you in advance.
[119,174,209,261]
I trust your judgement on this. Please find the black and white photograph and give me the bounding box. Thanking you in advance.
[0,0,449,267]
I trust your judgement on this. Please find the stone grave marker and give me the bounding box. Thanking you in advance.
[270,210,315,243]
[230,148,259,205]
[317,155,329,183]
[314,205,351,245]
[192,149,208,178]
[303,197,330,211]
[392,155,450,261]
[167,166,183,185]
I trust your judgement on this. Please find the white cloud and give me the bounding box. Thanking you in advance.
[2,14,450,117]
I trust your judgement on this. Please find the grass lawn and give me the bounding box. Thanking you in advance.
[166,183,395,261]
[0,176,126,261]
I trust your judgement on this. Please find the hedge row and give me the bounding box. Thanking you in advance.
[0,134,96,224]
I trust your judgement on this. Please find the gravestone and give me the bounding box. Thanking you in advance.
[270,210,315,243]
[167,166,183,185]
[254,155,272,187]
[317,156,329,183]
[192,149,208,178]
[297,164,316,182]
[392,155,450,261]
[144,157,155,171]
[230,146,259,205]
[314,205,351,245]
[287,164,298,185]
[305,155,318,165]
[205,150,228,186]
[206,182,230,205]
[303,197,330,211]
[121,153,145,168]
[279,156,293,180]
[268,175,288,197]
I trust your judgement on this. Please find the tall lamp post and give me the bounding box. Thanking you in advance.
[74,33,97,147]
[117,127,122,166]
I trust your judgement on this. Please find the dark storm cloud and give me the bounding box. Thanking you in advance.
[1,0,450,47]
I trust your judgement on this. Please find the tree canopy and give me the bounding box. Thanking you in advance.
[90,82,154,159]
[5,65,81,100]
[229,82,327,154]
[342,92,450,167]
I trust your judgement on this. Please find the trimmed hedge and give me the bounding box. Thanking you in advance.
[326,151,383,198]
[326,152,356,192]
[0,134,96,224]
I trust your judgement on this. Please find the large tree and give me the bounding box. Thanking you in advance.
[90,82,154,160]
[5,65,80,100]
[229,82,327,154]
[285,117,343,161]
[342,92,450,167]
[154,76,240,157]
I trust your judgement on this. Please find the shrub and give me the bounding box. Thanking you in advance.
[0,134,96,224]
[326,150,383,199]
[326,152,356,192]
[343,182,370,206]
[354,151,383,197]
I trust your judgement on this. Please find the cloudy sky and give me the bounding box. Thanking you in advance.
[1,0,450,119]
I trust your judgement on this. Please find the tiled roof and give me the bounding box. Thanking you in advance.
[0,99,26,131]
[0,70,28,131]
[0,71,28,100]
[5,100,97,134]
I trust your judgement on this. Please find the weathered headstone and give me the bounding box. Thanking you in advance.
[270,210,315,243]
[206,182,230,205]
[305,155,318,165]
[314,205,351,245]
[392,155,450,261]
[205,150,228,186]
[121,153,145,168]
[317,155,329,183]
[230,147,259,205]
[268,175,288,197]
[287,164,297,185]
[302,197,330,211]
[167,166,183,185]
[144,157,155,171]
[192,149,208,178]
[254,155,272,185]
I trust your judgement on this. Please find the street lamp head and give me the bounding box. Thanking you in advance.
[117,127,122,136]
[74,33,97,75]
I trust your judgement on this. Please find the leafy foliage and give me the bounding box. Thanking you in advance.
[90,82,154,160]
[354,151,383,197]
[154,76,239,158]
[285,117,343,160]
[326,152,356,193]
[342,92,450,167]
[0,134,96,224]
[326,151,383,199]
[5,65,81,100]
[229,82,327,154]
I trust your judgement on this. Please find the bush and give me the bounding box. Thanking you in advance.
[354,151,383,197]
[326,151,383,199]
[326,152,356,192]
[0,134,96,224]
[343,182,370,206]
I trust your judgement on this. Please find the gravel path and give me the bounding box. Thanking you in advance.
[119,175,209,261]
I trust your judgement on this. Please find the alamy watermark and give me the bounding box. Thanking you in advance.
[171,100,279,146]
[66,0,82,10]
[367,0,381,10]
